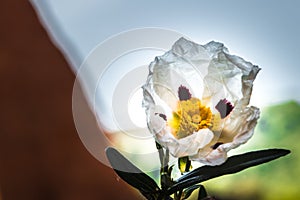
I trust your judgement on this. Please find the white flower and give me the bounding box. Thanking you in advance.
[143,37,260,166]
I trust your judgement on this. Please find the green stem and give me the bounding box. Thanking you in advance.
[156,142,173,199]
[156,142,170,189]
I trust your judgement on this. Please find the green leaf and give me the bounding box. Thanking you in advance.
[182,185,200,199]
[167,149,290,195]
[168,165,174,177]
[106,147,160,199]
[198,185,207,200]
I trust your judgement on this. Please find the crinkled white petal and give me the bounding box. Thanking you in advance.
[156,128,214,158]
[148,111,165,134]
[190,145,228,166]
[222,106,260,150]
[146,38,212,105]
[202,41,260,107]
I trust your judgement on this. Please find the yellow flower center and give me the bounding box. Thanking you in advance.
[168,97,213,139]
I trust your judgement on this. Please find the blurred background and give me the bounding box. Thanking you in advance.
[1,0,300,199]
[0,1,137,200]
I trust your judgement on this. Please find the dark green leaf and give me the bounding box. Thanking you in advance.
[106,147,160,199]
[198,185,207,200]
[168,165,174,177]
[182,185,200,199]
[167,149,290,195]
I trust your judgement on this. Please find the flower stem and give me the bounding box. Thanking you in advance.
[156,142,173,199]
[156,142,170,189]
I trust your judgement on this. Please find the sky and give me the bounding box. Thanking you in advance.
[31,0,300,108]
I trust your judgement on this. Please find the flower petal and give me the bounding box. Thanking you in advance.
[147,105,167,134]
[190,145,228,166]
[221,106,260,150]
[157,128,214,158]
[202,41,260,109]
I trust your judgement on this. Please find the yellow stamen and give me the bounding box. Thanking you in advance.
[168,97,213,139]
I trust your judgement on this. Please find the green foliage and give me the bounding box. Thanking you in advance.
[182,185,202,199]
[168,149,289,196]
[107,147,289,199]
[198,185,208,200]
[259,101,300,142]
[106,148,161,199]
